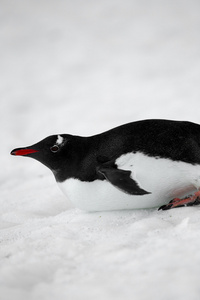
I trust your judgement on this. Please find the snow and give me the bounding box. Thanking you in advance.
[1,0,200,299]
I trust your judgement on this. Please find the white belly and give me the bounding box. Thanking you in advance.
[58,152,200,211]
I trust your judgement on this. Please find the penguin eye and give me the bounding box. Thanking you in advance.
[50,145,59,153]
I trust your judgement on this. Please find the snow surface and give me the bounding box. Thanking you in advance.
[1,0,200,299]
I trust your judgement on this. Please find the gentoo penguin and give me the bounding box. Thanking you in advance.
[10,119,200,211]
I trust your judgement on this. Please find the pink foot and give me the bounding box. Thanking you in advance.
[159,191,200,210]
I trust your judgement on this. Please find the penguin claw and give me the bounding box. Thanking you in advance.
[158,204,172,211]
[158,191,200,211]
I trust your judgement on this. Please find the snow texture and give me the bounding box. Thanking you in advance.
[1,0,200,299]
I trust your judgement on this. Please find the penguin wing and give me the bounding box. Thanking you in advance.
[97,164,151,195]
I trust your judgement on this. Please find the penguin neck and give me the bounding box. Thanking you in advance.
[53,136,100,183]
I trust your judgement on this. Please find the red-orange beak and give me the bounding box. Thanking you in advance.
[10,148,39,156]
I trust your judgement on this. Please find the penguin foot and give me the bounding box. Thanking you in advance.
[158,191,200,210]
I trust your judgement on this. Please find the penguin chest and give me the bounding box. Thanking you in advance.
[58,152,200,211]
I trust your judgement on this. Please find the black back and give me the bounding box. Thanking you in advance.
[56,119,200,182]
[94,119,200,163]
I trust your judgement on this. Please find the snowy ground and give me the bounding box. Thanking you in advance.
[1,0,200,299]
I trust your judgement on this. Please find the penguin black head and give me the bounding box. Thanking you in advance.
[10,134,83,181]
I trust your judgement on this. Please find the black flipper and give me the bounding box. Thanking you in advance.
[98,165,151,195]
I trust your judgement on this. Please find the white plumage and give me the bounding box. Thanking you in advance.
[58,152,200,211]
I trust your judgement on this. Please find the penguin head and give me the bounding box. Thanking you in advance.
[10,134,82,180]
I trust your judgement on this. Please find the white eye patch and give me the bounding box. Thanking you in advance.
[56,135,64,145]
